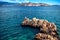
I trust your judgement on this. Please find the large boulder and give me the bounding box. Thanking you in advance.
[37,20,43,27]
[31,17,38,27]
[22,17,30,25]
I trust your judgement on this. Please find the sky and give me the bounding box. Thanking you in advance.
[0,0,60,5]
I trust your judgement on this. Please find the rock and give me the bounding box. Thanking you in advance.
[35,33,58,40]
[22,17,30,25]
[40,27,49,33]
[37,20,43,27]
[31,17,38,27]
[50,31,56,36]
[21,17,59,40]
[51,23,57,31]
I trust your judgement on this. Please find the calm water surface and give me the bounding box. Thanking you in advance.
[0,6,60,40]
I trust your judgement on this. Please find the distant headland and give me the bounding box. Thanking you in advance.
[0,1,60,6]
[18,2,50,6]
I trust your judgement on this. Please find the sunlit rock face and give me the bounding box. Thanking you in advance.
[35,33,58,40]
[22,17,59,40]
[22,17,57,31]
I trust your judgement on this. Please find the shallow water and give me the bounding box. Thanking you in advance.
[0,6,60,40]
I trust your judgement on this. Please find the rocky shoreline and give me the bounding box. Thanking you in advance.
[21,17,59,40]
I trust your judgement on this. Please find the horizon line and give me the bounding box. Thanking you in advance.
[0,1,60,5]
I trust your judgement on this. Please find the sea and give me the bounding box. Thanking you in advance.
[0,6,60,40]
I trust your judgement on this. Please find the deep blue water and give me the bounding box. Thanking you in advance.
[0,6,60,40]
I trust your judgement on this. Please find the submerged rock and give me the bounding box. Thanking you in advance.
[22,17,59,40]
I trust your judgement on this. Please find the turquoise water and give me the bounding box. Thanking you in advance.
[0,6,60,40]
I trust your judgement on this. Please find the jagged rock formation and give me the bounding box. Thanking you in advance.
[35,33,58,40]
[21,17,59,40]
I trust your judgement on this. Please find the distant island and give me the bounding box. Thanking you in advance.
[0,1,60,6]
[18,2,50,6]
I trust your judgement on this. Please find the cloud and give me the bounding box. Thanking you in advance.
[0,0,29,3]
[10,0,16,1]
[8,0,20,3]
[24,0,29,2]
